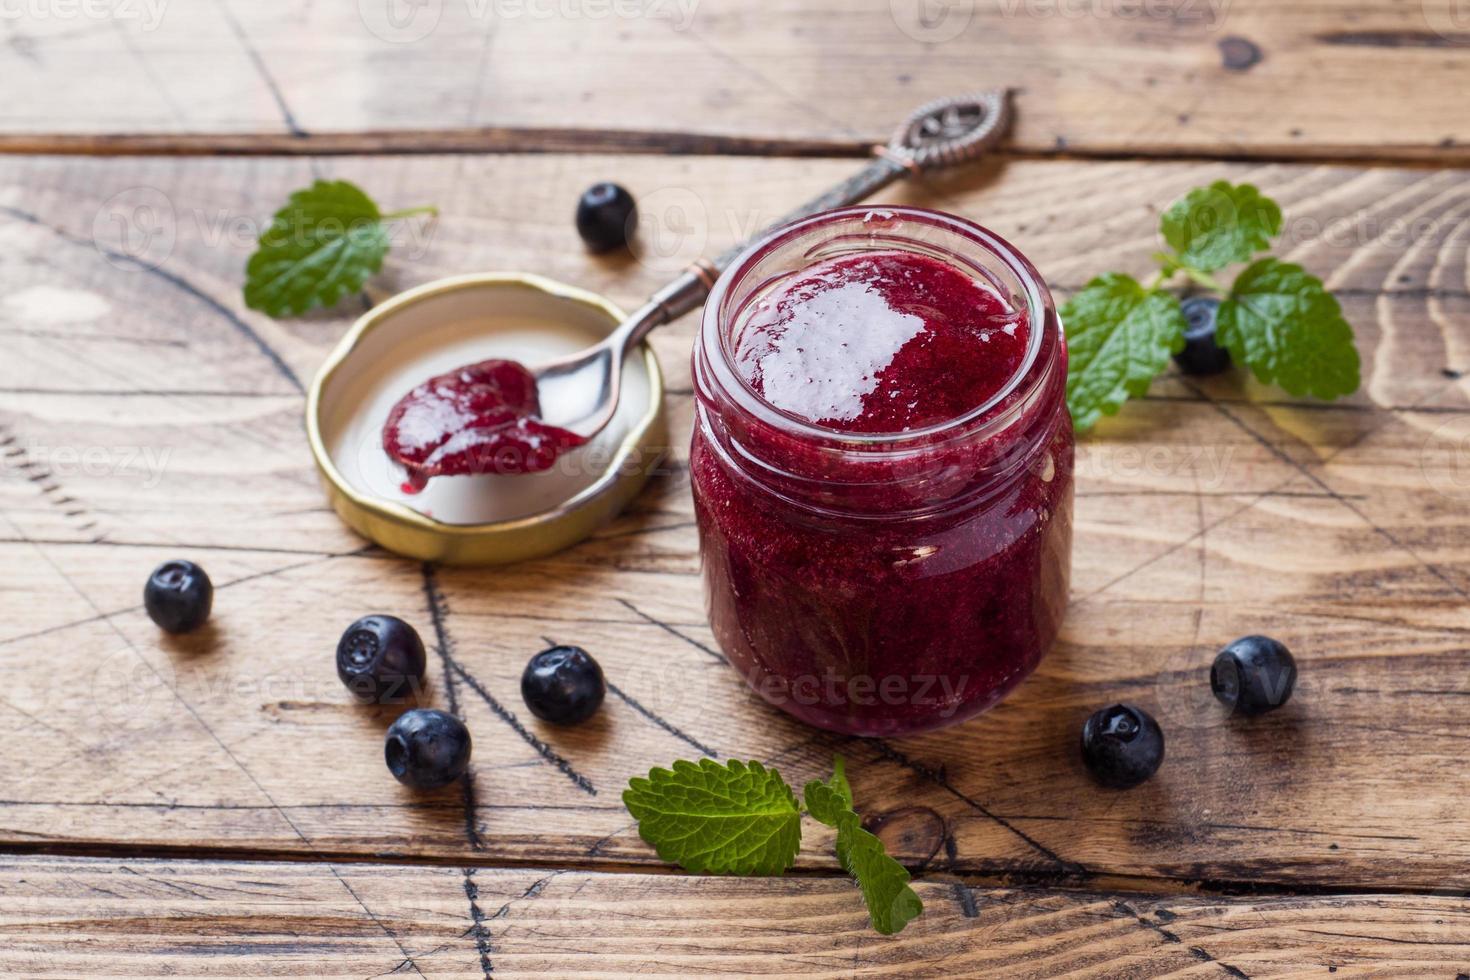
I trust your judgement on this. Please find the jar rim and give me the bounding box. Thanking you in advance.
[698,205,1057,453]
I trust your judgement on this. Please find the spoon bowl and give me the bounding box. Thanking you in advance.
[534,335,622,431]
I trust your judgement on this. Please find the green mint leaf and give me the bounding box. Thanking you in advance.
[803,755,853,824]
[1217,258,1361,400]
[803,757,923,936]
[803,779,846,827]
[1062,273,1188,433]
[623,759,801,876]
[1161,180,1282,273]
[836,817,924,936]
[244,180,391,317]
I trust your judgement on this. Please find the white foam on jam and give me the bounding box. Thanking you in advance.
[392,394,472,454]
[738,276,924,424]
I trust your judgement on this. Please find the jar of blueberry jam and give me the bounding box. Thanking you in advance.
[691,206,1072,737]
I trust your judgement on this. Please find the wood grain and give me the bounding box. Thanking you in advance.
[2,855,1468,977]
[2,0,1470,160]
[1,153,1469,897]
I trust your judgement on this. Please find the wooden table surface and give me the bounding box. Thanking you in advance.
[2,2,1469,976]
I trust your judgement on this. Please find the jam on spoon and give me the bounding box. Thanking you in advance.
[383,358,588,487]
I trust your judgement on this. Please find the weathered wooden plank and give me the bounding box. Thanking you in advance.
[1,154,1469,891]
[2,1,1470,160]
[1,855,1467,977]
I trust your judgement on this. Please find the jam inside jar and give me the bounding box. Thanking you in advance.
[691,206,1073,737]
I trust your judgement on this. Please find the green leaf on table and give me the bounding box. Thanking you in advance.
[1061,273,1188,433]
[1161,180,1282,273]
[1217,258,1361,400]
[244,180,391,317]
[623,759,801,876]
[802,755,853,825]
[803,757,923,936]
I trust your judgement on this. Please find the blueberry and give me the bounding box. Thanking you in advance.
[143,560,213,634]
[1081,703,1164,789]
[1212,635,1297,715]
[521,645,605,725]
[337,615,427,704]
[575,182,637,253]
[1174,296,1232,376]
[385,708,471,790]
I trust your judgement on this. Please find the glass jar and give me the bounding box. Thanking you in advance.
[690,206,1072,737]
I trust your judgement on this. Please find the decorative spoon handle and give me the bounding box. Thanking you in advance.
[621,90,1012,342]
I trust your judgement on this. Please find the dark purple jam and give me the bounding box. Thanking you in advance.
[732,251,1029,433]
[383,358,587,485]
[692,233,1072,737]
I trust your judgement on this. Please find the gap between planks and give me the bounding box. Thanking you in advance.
[0,128,1466,169]
[2,841,1466,904]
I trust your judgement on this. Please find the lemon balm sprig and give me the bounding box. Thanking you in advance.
[243,180,438,318]
[623,756,923,936]
[1063,180,1360,432]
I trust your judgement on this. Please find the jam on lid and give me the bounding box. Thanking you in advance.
[383,358,587,485]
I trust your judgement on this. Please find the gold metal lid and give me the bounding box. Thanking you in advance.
[306,272,667,565]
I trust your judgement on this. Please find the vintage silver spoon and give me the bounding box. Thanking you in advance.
[534,91,1014,435]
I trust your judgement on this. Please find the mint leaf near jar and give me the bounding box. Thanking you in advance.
[802,757,923,936]
[622,759,802,876]
[1062,180,1360,431]
[1062,273,1189,433]
[623,756,924,936]
[1160,179,1282,273]
[1218,258,1361,400]
[243,179,437,317]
